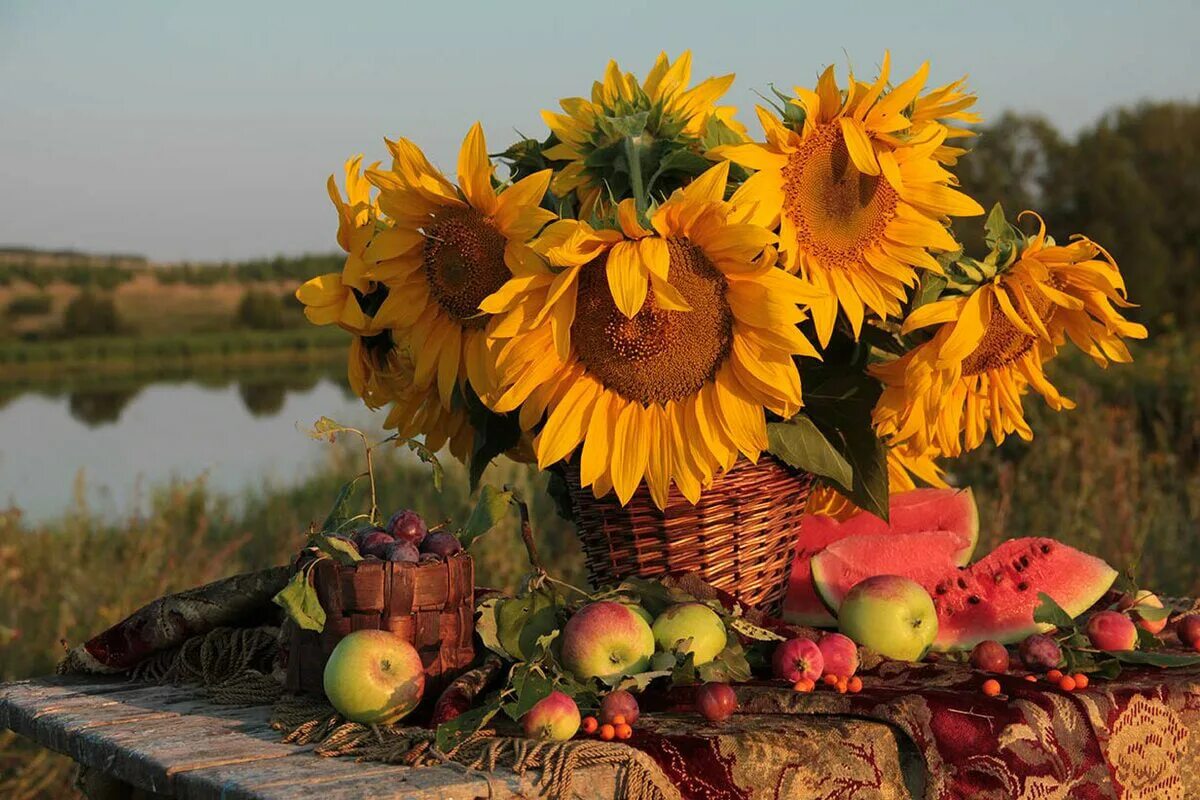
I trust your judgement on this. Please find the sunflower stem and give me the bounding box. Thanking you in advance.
[625,135,647,215]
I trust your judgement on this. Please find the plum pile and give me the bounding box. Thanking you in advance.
[346,510,463,564]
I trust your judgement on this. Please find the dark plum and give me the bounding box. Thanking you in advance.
[421,531,463,559]
[1178,616,1200,647]
[969,640,1010,673]
[695,682,737,723]
[1018,633,1062,671]
[359,531,395,559]
[387,510,428,545]
[353,525,389,547]
[384,540,420,563]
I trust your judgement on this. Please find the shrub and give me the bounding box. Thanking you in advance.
[236,289,286,330]
[6,294,52,317]
[61,292,121,336]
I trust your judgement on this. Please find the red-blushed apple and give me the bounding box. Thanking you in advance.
[1087,610,1138,651]
[838,576,937,662]
[522,690,581,741]
[817,633,859,678]
[599,689,639,725]
[651,603,727,665]
[1121,590,1168,635]
[560,601,655,681]
[322,630,424,725]
[695,682,737,723]
[772,638,823,682]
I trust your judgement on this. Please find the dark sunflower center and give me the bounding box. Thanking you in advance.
[961,287,1055,376]
[782,123,899,262]
[422,207,508,328]
[572,238,733,405]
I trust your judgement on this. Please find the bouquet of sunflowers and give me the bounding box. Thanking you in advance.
[298,51,1145,564]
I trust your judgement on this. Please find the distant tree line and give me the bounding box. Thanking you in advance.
[955,101,1200,332]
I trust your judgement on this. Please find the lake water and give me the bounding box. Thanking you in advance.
[0,365,394,522]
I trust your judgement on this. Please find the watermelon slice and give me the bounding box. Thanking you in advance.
[929,538,1117,650]
[782,488,979,627]
[811,529,977,613]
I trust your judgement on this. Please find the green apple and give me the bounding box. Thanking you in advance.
[651,603,727,665]
[560,601,655,681]
[838,575,937,662]
[323,630,425,724]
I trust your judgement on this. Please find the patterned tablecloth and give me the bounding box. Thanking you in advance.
[55,566,1200,800]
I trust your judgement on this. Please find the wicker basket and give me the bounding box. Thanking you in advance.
[282,553,475,697]
[564,456,812,615]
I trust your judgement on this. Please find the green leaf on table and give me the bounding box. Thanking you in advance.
[727,616,786,642]
[501,664,554,722]
[1034,593,1077,631]
[1135,603,1172,622]
[766,416,853,488]
[321,474,366,534]
[670,652,698,687]
[613,670,673,693]
[698,641,752,684]
[1108,650,1200,668]
[1137,628,1164,651]
[475,596,507,659]
[272,566,326,632]
[459,485,516,549]
[436,694,502,752]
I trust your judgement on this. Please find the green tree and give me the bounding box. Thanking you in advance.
[62,292,121,336]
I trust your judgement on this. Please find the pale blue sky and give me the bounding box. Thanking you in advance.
[2,0,1197,262]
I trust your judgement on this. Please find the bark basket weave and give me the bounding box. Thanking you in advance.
[564,457,812,615]
[282,554,475,698]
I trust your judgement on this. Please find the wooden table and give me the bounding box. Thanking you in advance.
[0,675,625,799]
[2,675,923,799]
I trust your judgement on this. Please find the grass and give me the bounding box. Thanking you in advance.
[3,336,1200,797]
[0,327,347,383]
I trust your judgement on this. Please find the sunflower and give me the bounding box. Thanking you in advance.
[872,212,1148,457]
[480,162,825,508]
[713,52,984,347]
[542,51,745,215]
[344,333,473,461]
[296,156,405,334]
[362,123,557,410]
[805,443,946,519]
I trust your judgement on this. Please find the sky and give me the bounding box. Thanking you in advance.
[2,0,1198,263]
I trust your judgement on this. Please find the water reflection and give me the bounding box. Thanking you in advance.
[68,387,142,426]
[3,361,348,428]
[0,359,389,522]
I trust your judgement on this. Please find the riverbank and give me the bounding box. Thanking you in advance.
[0,327,346,384]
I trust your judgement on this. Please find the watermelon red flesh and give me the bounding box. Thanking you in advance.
[810,529,978,614]
[782,488,979,627]
[931,537,1117,651]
